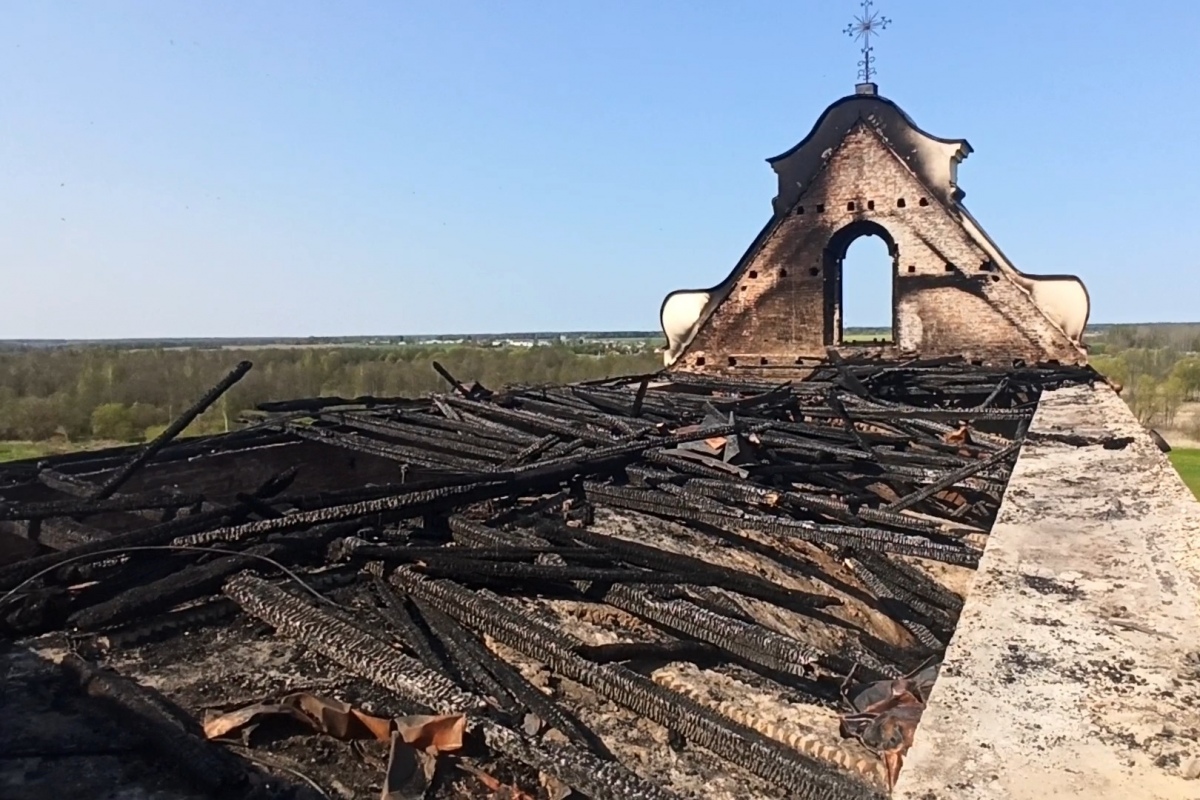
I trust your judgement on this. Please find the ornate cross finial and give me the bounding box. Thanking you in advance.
[844,0,891,85]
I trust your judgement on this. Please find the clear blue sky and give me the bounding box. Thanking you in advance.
[3,1,1198,339]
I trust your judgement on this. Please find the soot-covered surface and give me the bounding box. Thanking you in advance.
[0,359,1101,799]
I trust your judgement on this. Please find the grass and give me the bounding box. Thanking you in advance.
[0,441,60,462]
[1169,448,1200,499]
[0,439,125,464]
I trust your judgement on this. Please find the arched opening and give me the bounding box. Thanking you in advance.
[822,220,897,345]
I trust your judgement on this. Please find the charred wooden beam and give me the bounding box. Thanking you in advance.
[494,433,559,470]
[224,572,679,800]
[416,558,678,586]
[408,595,520,709]
[582,482,978,565]
[176,422,774,548]
[444,395,618,444]
[478,723,680,800]
[846,557,945,651]
[282,421,492,471]
[368,575,454,672]
[1,490,206,522]
[531,519,839,612]
[334,541,605,565]
[0,507,236,591]
[853,552,964,614]
[392,570,883,800]
[91,361,253,501]
[447,516,832,678]
[65,522,348,633]
[333,413,519,460]
[60,653,259,795]
[0,469,297,591]
[603,583,827,678]
[3,516,112,551]
[884,441,1021,513]
[225,572,481,711]
[98,565,360,649]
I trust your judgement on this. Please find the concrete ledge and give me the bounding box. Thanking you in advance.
[895,384,1200,799]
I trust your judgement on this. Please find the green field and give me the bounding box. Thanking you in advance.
[0,440,122,464]
[843,328,892,343]
[1170,448,1200,499]
[0,441,57,462]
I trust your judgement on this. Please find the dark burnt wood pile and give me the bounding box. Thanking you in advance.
[0,358,1100,800]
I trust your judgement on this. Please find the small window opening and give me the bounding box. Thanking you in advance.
[897,198,907,208]
[694,356,706,366]
[847,201,856,211]
[907,265,916,273]
[796,206,805,215]
[809,267,820,276]
[748,270,758,279]
[918,197,929,207]
[944,263,955,273]
[990,274,1000,283]
[727,356,738,366]
[759,357,769,366]
[867,200,875,210]
[816,203,826,213]
[779,268,788,278]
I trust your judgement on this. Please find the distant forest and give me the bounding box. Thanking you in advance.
[0,343,660,443]
[1088,323,1200,433]
[0,332,661,351]
[2,323,1199,447]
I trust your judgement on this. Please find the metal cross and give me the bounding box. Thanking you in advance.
[844,0,892,84]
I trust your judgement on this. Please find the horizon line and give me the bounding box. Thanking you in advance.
[1,320,1198,345]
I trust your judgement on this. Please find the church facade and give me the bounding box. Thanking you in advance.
[659,84,1090,374]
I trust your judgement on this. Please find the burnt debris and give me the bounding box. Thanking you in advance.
[0,356,1097,799]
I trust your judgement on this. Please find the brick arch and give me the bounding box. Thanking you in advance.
[823,219,899,345]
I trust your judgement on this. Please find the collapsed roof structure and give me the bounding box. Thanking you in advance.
[0,359,1094,800]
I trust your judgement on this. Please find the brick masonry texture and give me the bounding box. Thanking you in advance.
[677,123,1085,375]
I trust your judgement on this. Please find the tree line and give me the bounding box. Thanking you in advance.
[0,344,661,443]
[1092,323,1200,355]
[1085,324,1200,434]
[3,323,1198,446]
[1089,348,1200,435]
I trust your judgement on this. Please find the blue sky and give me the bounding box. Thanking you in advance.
[2,1,1198,338]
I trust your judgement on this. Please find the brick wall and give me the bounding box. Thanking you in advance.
[677,124,1085,374]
